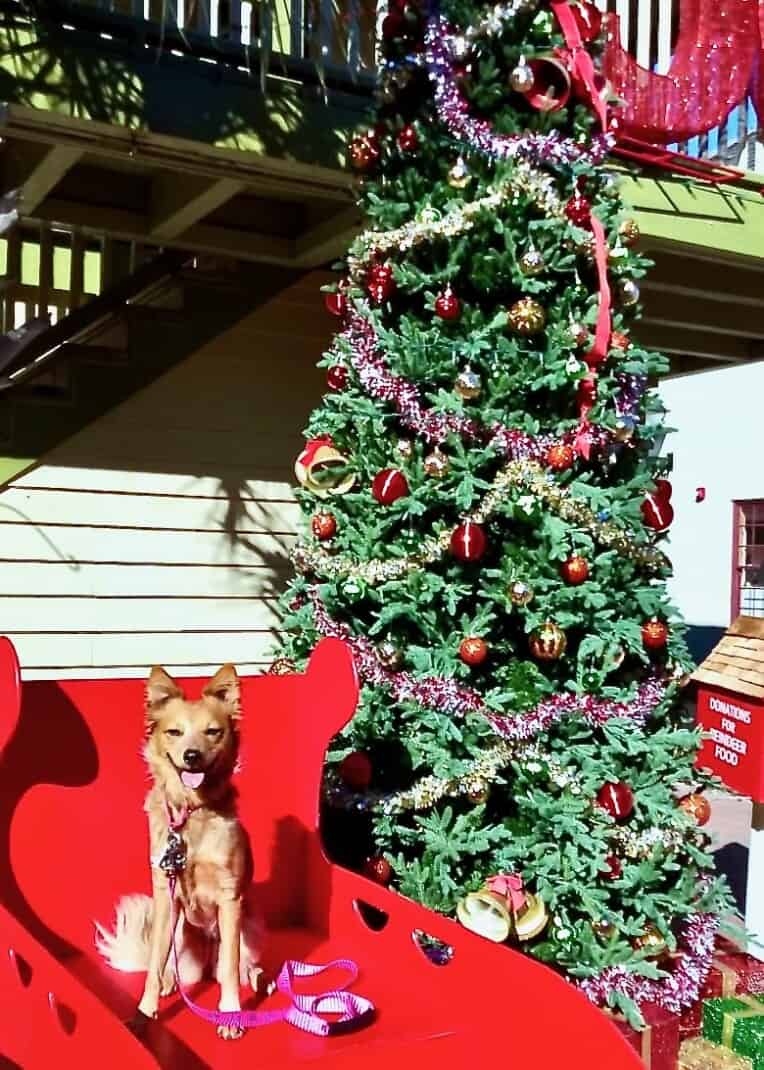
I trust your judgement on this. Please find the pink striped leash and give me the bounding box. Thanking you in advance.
[160,803,374,1037]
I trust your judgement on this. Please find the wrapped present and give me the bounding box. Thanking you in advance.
[679,1037,753,1069]
[702,994,764,1068]
[682,956,749,1037]
[714,951,764,997]
[604,1002,680,1070]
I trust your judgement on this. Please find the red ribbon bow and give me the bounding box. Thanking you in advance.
[486,873,527,912]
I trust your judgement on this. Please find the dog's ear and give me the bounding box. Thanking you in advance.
[146,666,184,717]
[203,663,240,718]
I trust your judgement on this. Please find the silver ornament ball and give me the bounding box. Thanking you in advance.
[619,279,640,307]
[509,60,534,93]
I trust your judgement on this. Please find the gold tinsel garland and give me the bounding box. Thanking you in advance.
[293,459,669,585]
[345,160,565,283]
[324,742,696,860]
[324,738,573,813]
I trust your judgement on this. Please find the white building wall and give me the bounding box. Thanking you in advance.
[0,271,329,679]
[660,361,763,634]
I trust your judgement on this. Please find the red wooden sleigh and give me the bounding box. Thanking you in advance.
[0,635,641,1068]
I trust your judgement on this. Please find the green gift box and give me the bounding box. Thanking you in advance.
[702,995,764,1068]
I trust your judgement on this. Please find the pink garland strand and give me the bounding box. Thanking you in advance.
[308,586,665,737]
[425,17,613,166]
[339,312,611,459]
[578,913,719,1013]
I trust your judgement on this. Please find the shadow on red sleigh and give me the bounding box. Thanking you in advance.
[0,635,640,1068]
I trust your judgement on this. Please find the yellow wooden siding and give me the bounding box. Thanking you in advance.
[0,271,330,679]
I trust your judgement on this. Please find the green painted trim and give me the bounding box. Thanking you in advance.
[619,172,764,263]
[0,18,365,172]
[0,457,35,485]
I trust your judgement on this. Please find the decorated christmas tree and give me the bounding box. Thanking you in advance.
[274,0,733,1024]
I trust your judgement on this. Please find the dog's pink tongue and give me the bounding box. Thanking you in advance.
[181,770,205,789]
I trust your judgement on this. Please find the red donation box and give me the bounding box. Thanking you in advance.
[692,617,764,803]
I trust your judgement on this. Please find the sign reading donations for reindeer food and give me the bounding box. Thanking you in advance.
[692,617,764,803]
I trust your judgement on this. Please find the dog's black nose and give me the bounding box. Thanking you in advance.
[183,748,202,767]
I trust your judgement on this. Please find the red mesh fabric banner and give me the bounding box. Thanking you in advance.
[603,0,759,143]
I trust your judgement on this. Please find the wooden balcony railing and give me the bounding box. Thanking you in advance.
[23,0,764,168]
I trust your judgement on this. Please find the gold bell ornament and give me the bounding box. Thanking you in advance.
[456,873,548,943]
[294,436,356,498]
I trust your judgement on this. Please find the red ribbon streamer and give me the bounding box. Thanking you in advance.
[587,213,612,369]
[551,0,607,129]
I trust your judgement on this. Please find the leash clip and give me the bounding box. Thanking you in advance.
[158,829,187,875]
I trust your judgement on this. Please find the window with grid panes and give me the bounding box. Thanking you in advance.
[733,501,764,618]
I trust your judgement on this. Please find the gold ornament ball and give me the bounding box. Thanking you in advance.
[569,321,589,347]
[619,219,641,247]
[509,57,534,93]
[678,792,711,826]
[618,279,640,307]
[447,157,472,189]
[378,639,403,670]
[575,235,596,257]
[269,657,295,676]
[467,786,490,805]
[424,448,450,479]
[454,367,482,400]
[614,420,635,443]
[632,923,666,957]
[508,297,546,336]
[529,621,567,661]
[592,919,617,940]
[519,249,546,276]
[396,437,414,460]
[508,580,535,607]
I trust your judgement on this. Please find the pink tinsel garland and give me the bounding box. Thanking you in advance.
[578,913,719,1012]
[425,17,613,166]
[338,311,611,459]
[308,586,665,738]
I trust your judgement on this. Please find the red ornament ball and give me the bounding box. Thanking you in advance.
[610,330,631,352]
[596,781,634,821]
[372,468,409,505]
[311,512,337,541]
[678,793,711,826]
[364,856,393,885]
[571,0,602,41]
[367,263,396,305]
[459,636,489,666]
[602,854,622,881]
[564,194,592,229]
[349,132,380,173]
[561,555,590,585]
[642,483,674,531]
[397,124,419,153]
[381,10,404,39]
[642,619,669,650]
[434,286,462,321]
[326,365,348,391]
[339,751,373,790]
[546,444,575,472]
[324,290,348,318]
[450,521,487,562]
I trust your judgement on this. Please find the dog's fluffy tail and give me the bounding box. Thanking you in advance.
[95,894,153,972]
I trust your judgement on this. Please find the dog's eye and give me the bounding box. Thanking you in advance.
[205,727,224,738]
[165,728,183,737]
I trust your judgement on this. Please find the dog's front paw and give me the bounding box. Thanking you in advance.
[160,977,177,997]
[217,1023,245,1041]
